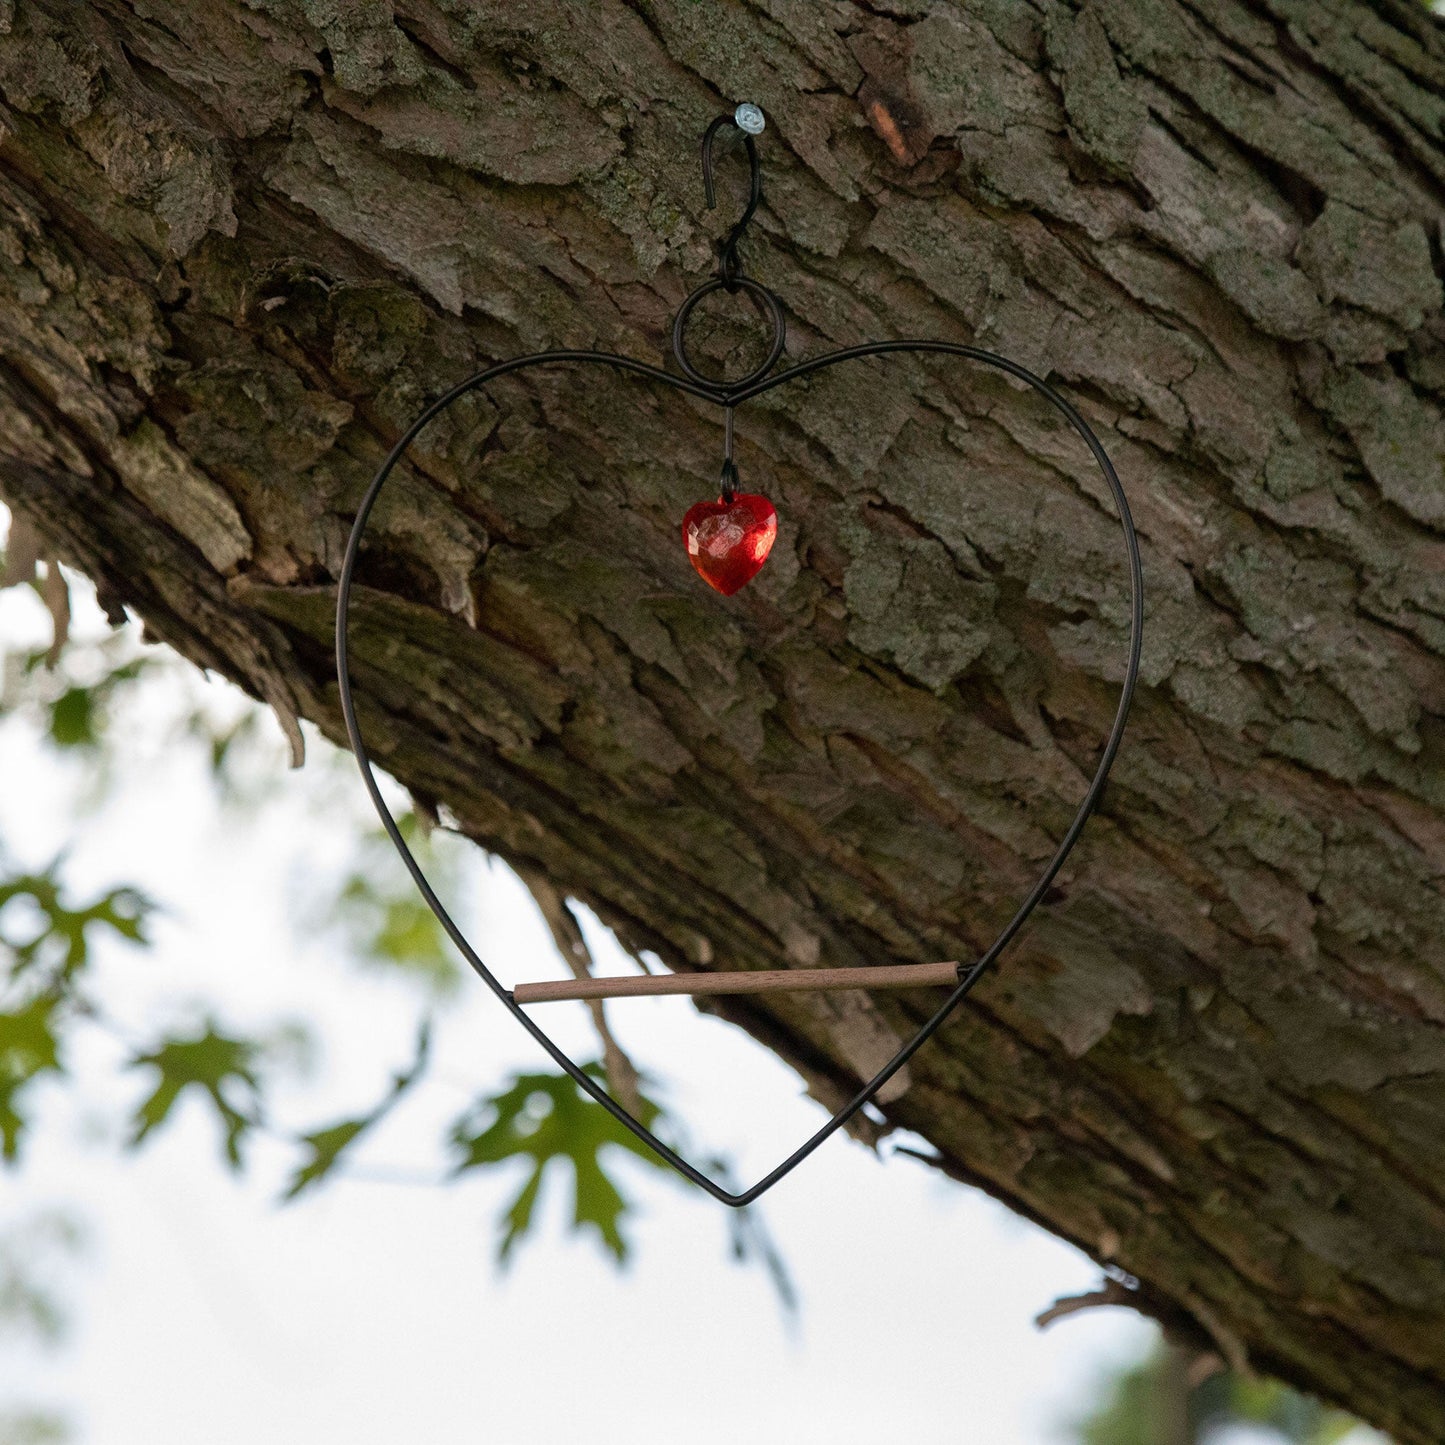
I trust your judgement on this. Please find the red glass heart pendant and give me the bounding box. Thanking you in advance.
[681,491,777,596]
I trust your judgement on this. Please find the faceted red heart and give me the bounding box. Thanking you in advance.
[681,491,777,596]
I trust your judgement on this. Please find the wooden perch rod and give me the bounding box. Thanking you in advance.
[511,960,962,1005]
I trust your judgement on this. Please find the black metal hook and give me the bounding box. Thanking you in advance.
[700,111,762,291]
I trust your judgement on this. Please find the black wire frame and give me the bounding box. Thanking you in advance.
[335,340,1144,1209]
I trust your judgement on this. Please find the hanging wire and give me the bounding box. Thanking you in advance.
[701,106,764,290]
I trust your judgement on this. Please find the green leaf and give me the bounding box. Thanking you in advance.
[46,687,96,749]
[570,1149,630,1262]
[0,863,152,986]
[284,1119,367,1200]
[450,1064,672,1266]
[0,853,152,1165]
[0,1208,85,1344]
[0,995,63,1163]
[282,1020,431,1200]
[0,1406,69,1444]
[1072,1344,1366,1445]
[38,658,148,753]
[127,1025,260,1168]
[497,1168,544,1265]
[326,817,461,997]
[1224,1373,1360,1444]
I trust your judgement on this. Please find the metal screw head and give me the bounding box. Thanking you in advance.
[733,102,765,135]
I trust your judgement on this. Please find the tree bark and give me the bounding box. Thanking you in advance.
[1,0,1444,1435]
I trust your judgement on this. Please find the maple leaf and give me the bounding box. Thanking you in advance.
[0,994,63,1162]
[449,1064,671,1265]
[282,1020,431,1200]
[0,867,151,985]
[127,1025,260,1168]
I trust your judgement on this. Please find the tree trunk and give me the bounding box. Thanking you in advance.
[2,0,1443,1435]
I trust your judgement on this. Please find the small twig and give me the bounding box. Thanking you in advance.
[40,560,70,668]
[1037,1272,1244,1376]
[513,862,644,1117]
[0,512,41,588]
[1035,1277,1139,1329]
[896,1145,1244,1372]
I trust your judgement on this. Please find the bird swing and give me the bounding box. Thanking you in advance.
[335,103,1143,1205]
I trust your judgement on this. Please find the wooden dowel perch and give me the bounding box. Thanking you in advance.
[511,960,962,1005]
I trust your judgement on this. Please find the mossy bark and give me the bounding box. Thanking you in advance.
[2,0,1444,1435]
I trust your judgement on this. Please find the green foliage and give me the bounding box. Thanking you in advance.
[127,1025,261,1168]
[451,1063,673,1264]
[0,996,62,1163]
[283,1020,431,1200]
[1213,1374,1360,1444]
[0,537,791,1307]
[0,1408,68,1445]
[1074,1342,1367,1445]
[325,814,462,998]
[1080,1372,1139,1445]
[1,643,151,758]
[187,707,274,797]
[38,660,148,752]
[0,1208,84,1445]
[0,1210,84,1346]
[0,867,150,985]
[0,856,154,1161]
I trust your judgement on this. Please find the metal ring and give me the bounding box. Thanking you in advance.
[671,275,786,392]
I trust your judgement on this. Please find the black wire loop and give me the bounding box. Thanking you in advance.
[334,341,1143,1208]
[333,111,1144,1208]
[701,113,761,290]
[718,457,739,502]
[670,274,786,391]
[673,114,786,393]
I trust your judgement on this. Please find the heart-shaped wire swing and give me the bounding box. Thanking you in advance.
[335,104,1144,1206]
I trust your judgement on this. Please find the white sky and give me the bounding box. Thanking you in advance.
[0,562,1162,1443]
